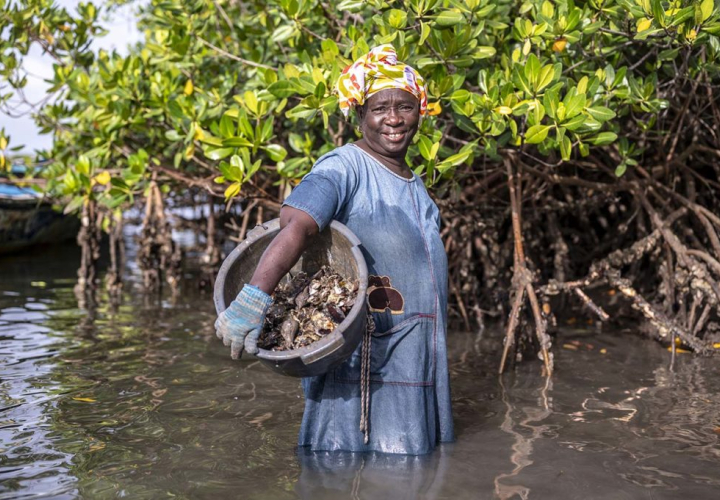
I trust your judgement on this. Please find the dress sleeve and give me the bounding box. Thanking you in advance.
[282,152,357,231]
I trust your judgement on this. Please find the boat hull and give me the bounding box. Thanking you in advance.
[0,198,79,254]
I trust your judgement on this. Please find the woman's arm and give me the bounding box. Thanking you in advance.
[248,205,320,294]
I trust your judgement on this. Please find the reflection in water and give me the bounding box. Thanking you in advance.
[2,243,720,499]
[295,446,450,500]
[493,376,552,500]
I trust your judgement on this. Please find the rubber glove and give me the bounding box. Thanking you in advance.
[215,284,273,359]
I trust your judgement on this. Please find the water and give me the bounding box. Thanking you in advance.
[1,242,719,499]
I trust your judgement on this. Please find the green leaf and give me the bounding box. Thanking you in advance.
[387,9,408,29]
[219,115,234,138]
[472,47,496,59]
[438,149,472,169]
[263,144,287,162]
[222,137,253,147]
[450,89,471,101]
[224,182,241,199]
[260,118,274,142]
[165,129,182,141]
[206,147,234,160]
[416,58,442,69]
[560,135,572,161]
[243,91,259,115]
[615,163,627,177]
[651,0,666,27]
[565,94,586,119]
[286,105,317,120]
[586,106,616,122]
[543,88,559,119]
[268,80,297,98]
[591,132,618,146]
[314,81,326,99]
[562,114,586,131]
[76,155,90,175]
[271,25,296,43]
[419,22,431,45]
[167,100,184,120]
[418,136,433,161]
[525,125,550,144]
[430,142,440,161]
[238,112,254,138]
[63,196,84,215]
[336,0,365,11]
[701,0,714,22]
[513,68,533,95]
[670,6,696,26]
[434,10,465,27]
[525,54,540,88]
[285,0,299,16]
[536,65,555,92]
[579,142,590,157]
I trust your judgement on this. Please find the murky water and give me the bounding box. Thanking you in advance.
[1,242,719,499]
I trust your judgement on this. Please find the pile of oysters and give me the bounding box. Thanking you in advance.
[258,266,359,351]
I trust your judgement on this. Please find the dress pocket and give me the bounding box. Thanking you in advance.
[370,314,436,385]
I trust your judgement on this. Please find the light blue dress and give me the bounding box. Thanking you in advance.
[283,143,454,455]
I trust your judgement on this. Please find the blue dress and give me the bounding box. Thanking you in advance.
[283,143,454,455]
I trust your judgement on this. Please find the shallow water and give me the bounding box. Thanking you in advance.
[1,242,719,499]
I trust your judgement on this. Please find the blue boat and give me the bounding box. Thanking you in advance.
[0,167,79,254]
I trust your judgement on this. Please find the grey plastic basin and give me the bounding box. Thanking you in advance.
[214,218,368,377]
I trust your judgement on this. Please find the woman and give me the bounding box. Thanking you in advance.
[215,45,454,455]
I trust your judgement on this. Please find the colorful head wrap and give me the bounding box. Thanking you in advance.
[335,44,427,118]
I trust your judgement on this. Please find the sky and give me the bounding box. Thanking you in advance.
[2,0,144,156]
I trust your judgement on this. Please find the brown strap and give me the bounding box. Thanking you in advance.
[359,314,375,444]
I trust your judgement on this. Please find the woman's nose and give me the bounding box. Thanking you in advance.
[385,109,402,124]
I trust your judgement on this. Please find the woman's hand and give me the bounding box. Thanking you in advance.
[215,284,273,359]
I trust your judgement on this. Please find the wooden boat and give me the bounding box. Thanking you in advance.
[0,182,79,254]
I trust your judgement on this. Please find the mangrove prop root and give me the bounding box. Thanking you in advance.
[573,288,610,322]
[434,135,720,366]
[604,269,711,354]
[139,181,182,292]
[74,199,101,295]
[106,214,124,299]
[499,159,552,376]
[201,201,222,287]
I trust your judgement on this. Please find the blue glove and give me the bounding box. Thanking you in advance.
[215,284,273,359]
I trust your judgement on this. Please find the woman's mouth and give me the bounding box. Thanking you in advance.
[382,132,407,142]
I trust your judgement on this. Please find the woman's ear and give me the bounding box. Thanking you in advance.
[355,105,365,132]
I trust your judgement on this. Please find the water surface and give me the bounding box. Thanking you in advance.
[1,243,719,499]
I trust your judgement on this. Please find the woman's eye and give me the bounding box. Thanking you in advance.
[373,107,386,113]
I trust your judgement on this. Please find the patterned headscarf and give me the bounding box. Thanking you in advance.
[335,44,428,118]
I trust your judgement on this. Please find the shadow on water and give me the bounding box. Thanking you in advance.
[1,242,720,499]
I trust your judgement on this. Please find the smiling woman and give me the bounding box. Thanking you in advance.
[214,45,454,455]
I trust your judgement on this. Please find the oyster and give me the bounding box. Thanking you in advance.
[257,266,358,351]
[280,318,299,348]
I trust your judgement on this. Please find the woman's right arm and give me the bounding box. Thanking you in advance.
[215,205,320,359]
[248,205,320,295]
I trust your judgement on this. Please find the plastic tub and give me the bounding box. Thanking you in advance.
[214,218,368,377]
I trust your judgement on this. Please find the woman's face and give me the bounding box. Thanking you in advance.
[356,88,420,160]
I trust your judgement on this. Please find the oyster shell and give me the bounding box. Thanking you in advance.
[258,265,358,351]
